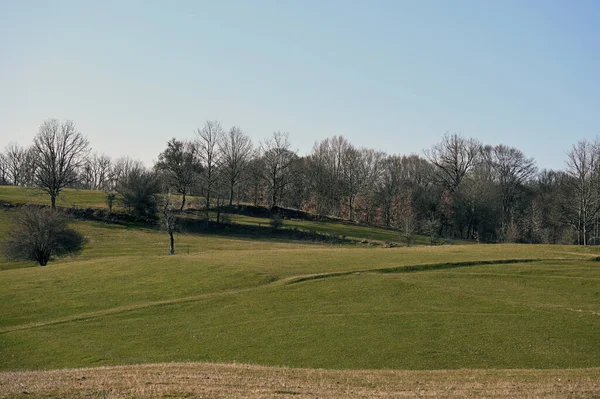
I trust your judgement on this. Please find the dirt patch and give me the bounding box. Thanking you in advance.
[0,363,598,398]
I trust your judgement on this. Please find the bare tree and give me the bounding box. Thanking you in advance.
[359,149,385,224]
[424,133,481,191]
[379,155,403,226]
[3,207,85,266]
[159,189,178,255]
[82,153,112,190]
[21,147,39,187]
[219,126,253,206]
[565,139,599,245]
[112,156,145,190]
[196,121,224,218]
[4,142,26,186]
[32,119,90,208]
[261,132,297,208]
[486,144,537,237]
[245,156,265,206]
[0,153,7,185]
[155,139,200,211]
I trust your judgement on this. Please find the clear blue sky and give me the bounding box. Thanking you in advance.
[1,0,598,170]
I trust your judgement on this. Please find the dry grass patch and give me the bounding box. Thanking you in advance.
[1,363,599,399]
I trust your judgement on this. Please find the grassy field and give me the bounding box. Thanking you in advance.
[0,186,599,397]
[0,208,599,371]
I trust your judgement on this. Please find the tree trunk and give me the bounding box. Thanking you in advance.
[169,231,175,255]
[229,185,234,207]
[180,192,186,212]
[50,194,56,209]
[205,189,211,222]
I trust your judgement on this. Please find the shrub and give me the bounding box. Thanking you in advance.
[115,168,159,219]
[3,207,85,266]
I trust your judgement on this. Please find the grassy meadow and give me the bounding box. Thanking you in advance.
[0,185,599,396]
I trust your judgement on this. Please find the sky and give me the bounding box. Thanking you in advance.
[1,0,599,170]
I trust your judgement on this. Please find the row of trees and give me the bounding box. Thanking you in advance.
[2,118,599,245]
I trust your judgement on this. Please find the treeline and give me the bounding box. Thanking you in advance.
[1,118,598,245]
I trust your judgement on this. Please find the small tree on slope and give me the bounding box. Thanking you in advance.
[3,207,85,266]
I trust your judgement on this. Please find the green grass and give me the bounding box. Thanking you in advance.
[220,213,465,245]
[0,185,110,208]
[0,205,598,371]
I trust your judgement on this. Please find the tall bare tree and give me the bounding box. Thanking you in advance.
[565,139,599,245]
[112,156,145,189]
[196,121,224,217]
[82,153,112,190]
[0,153,8,185]
[342,145,369,221]
[486,144,537,238]
[424,133,481,192]
[32,119,90,208]
[21,147,39,187]
[159,188,178,255]
[4,142,26,186]
[261,131,296,208]
[155,138,200,210]
[219,126,253,206]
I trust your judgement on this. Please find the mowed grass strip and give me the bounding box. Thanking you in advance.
[1,363,599,399]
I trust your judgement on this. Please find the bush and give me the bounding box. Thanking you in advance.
[3,207,86,266]
[115,168,159,219]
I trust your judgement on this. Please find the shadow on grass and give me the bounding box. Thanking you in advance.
[287,258,542,285]
[176,217,355,245]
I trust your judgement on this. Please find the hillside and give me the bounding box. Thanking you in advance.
[0,186,599,397]
[0,185,456,245]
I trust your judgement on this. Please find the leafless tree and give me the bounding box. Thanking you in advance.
[219,126,253,206]
[0,153,8,185]
[21,147,39,187]
[261,132,297,208]
[32,119,90,208]
[155,139,200,211]
[565,139,599,245]
[112,156,145,189]
[307,140,331,216]
[3,206,85,266]
[245,156,265,206]
[342,145,369,221]
[82,153,112,190]
[379,155,404,226]
[359,149,385,223]
[196,121,224,217]
[306,136,351,217]
[424,133,481,191]
[159,189,178,255]
[4,142,26,186]
[486,144,537,237]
